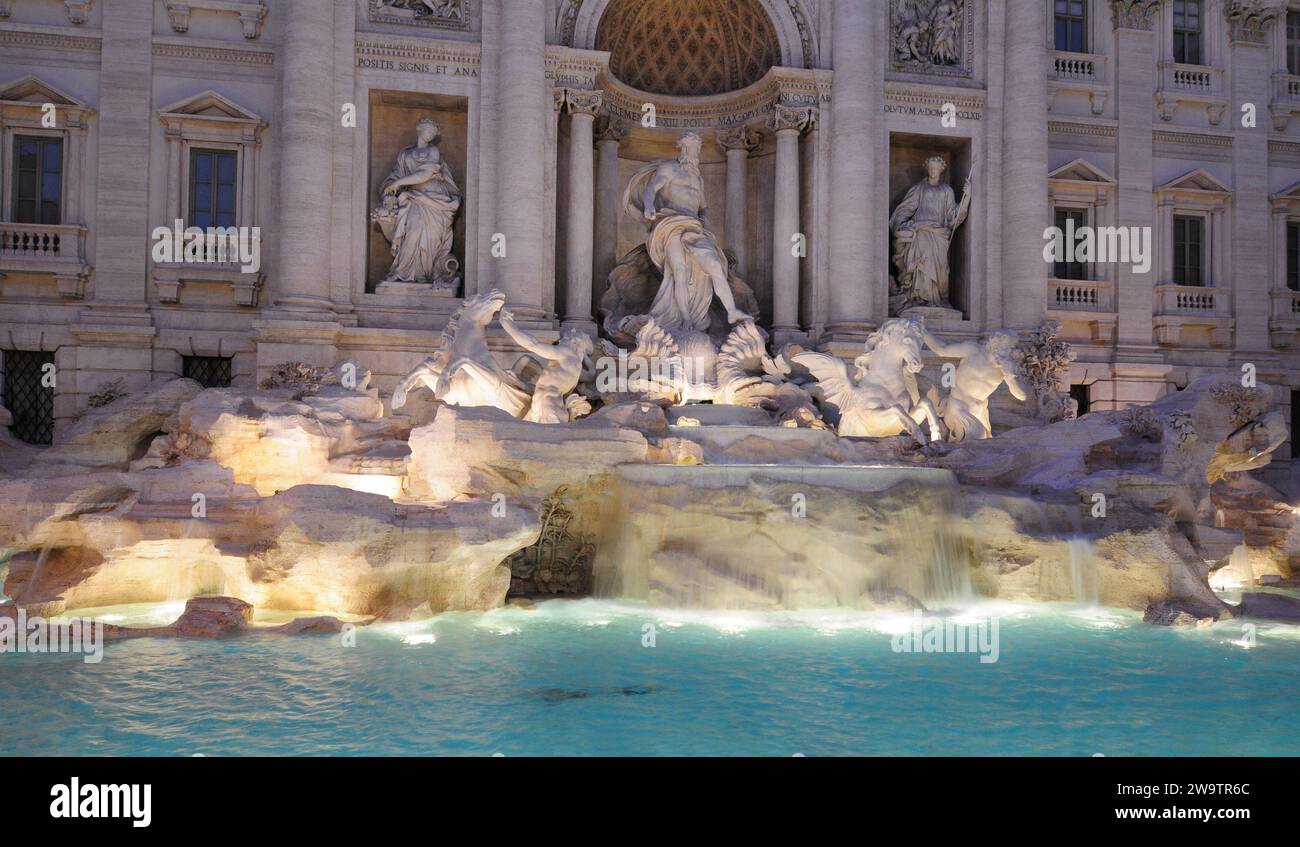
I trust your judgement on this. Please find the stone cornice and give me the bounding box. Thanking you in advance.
[1153,128,1234,148]
[152,36,274,67]
[597,64,829,131]
[0,23,100,54]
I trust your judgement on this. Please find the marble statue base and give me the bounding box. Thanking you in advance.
[376,279,459,297]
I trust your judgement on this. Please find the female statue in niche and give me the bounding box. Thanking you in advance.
[889,155,972,313]
[372,116,462,293]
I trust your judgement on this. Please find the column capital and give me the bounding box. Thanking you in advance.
[557,87,604,117]
[716,124,761,153]
[595,116,629,144]
[1109,0,1162,31]
[766,106,815,135]
[1224,0,1284,46]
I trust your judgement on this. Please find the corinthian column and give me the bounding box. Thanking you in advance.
[1001,0,1050,329]
[593,119,629,309]
[272,0,335,315]
[825,0,882,343]
[494,0,549,319]
[716,125,760,280]
[769,108,810,336]
[561,89,603,334]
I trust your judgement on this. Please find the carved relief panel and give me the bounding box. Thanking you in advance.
[890,0,974,78]
[368,0,471,30]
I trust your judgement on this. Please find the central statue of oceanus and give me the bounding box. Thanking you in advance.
[621,131,753,333]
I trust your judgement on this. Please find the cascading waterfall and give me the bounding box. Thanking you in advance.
[593,463,974,609]
[1066,537,1099,606]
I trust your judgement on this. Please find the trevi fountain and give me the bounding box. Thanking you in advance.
[2,127,1298,756]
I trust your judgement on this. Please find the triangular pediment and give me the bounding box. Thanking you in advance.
[1272,180,1300,201]
[159,90,264,124]
[1049,157,1115,184]
[0,75,86,107]
[1158,168,1231,194]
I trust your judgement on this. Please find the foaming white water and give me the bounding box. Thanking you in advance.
[1067,537,1099,606]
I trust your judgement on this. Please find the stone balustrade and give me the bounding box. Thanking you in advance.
[1049,278,1109,312]
[0,222,91,299]
[1160,62,1223,93]
[1155,283,1231,316]
[1051,51,1106,83]
[0,222,86,264]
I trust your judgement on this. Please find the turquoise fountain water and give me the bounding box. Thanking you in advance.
[2,598,1298,756]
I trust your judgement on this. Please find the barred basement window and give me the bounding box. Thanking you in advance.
[1,350,56,445]
[182,355,233,388]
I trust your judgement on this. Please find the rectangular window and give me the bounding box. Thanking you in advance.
[1,350,56,446]
[182,355,233,389]
[1288,221,1299,293]
[1054,207,1089,280]
[1173,215,1205,286]
[11,136,63,225]
[1054,0,1088,53]
[188,149,238,230]
[1070,383,1091,417]
[1288,11,1300,75]
[1173,0,1203,65]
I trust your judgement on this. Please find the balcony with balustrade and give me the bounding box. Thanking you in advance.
[1048,50,1109,115]
[1153,283,1233,347]
[1269,288,1300,348]
[0,221,91,299]
[1156,62,1227,124]
[1271,73,1300,131]
[1047,277,1116,344]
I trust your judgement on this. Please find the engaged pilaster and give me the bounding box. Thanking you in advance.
[824,0,883,344]
[593,118,629,310]
[1001,0,1050,330]
[272,0,336,316]
[1225,0,1282,357]
[494,0,550,319]
[560,89,604,335]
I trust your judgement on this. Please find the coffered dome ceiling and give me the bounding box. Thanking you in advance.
[596,0,781,98]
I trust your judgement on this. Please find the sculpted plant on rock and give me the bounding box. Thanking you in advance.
[259,363,340,398]
[506,486,595,596]
[87,378,130,409]
[1013,321,1077,422]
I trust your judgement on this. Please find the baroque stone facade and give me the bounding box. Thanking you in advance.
[0,0,1298,457]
